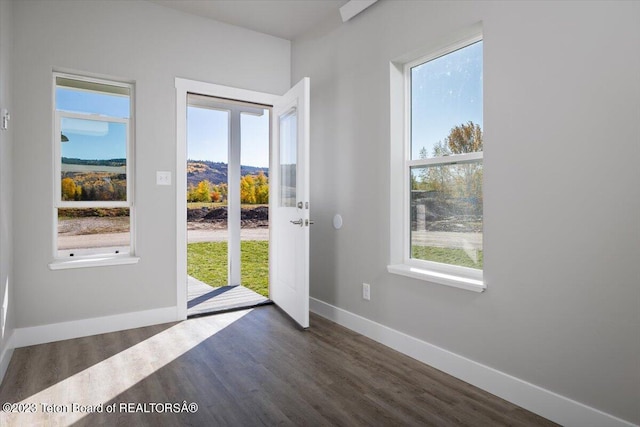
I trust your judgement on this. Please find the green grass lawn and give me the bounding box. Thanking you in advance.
[188,241,269,297]
[411,246,483,269]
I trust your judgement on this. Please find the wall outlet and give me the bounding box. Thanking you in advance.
[362,283,371,301]
[156,171,172,186]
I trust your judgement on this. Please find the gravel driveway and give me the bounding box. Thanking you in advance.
[58,219,478,250]
[57,221,269,250]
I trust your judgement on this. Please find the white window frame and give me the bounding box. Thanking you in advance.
[49,72,139,270]
[388,30,485,292]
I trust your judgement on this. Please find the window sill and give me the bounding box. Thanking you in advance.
[49,256,140,270]
[387,264,485,293]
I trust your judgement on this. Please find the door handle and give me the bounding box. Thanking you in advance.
[290,219,303,226]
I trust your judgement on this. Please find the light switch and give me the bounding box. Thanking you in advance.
[157,171,171,186]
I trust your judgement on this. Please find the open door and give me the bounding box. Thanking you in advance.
[270,78,310,328]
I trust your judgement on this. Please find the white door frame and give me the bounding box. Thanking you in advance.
[175,78,278,320]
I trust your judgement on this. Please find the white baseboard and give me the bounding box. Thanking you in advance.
[0,331,15,383]
[11,306,179,349]
[310,297,636,427]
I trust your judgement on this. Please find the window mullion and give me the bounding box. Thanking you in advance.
[407,152,483,167]
[58,110,128,123]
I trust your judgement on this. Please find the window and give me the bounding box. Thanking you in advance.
[279,109,297,208]
[388,33,485,292]
[51,73,137,268]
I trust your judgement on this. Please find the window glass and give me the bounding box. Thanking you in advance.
[408,40,483,270]
[60,117,127,202]
[411,41,483,160]
[279,110,297,208]
[410,162,483,269]
[57,208,130,257]
[54,74,133,259]
[56,78,130,118]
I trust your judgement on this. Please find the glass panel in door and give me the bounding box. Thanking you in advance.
[279,110,297,208]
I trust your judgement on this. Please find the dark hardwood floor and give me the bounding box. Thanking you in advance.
[0,306,557,426]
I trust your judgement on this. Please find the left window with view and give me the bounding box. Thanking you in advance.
[52,73,135,265]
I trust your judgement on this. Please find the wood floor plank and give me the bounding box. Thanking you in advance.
[0,306,557,426]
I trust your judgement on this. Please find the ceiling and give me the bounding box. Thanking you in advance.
[149,0,349,40]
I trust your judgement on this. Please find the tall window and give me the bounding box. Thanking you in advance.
[389,34,484,291]
[53,74,134,260]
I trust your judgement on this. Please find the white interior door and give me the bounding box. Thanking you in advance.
[270,78,310,328]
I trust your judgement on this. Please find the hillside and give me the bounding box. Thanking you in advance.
[62,157,126,167]
[187,160,268,186]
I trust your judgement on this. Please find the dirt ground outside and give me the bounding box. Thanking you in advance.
[57,217,269,250]
[58,217,478,250]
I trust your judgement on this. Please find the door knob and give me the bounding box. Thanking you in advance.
[290,219,303,226]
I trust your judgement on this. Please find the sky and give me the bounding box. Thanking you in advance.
[411,40,483,159]
[56,88,129,160]
[187,106,270,168]
[56,88,270,167]
[60,118,126,160]
[57,42,479,164]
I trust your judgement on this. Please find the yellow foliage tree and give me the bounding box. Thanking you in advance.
[196,180,212,203]
[240,175,256,204]
[61,177,77,201]
[255,171,269,204]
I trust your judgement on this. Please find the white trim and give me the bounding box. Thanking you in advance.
[387,263,485,292]
[175,77,279,320]
[48,255,140,270]
[11,306,177,349]
[52,72,136,260]
[229,107,241,285]
[405,33,483,71]
[310,298,637,427]
[54,71,133,95]
[175,78,278,106]
[407,151,483,167]
[0,331,15,384]
[176,83,188,320]
[390,28,484,287]
[57,110,129,123]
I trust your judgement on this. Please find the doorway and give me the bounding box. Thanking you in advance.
[176,77,311,328]
[185,94,272,316]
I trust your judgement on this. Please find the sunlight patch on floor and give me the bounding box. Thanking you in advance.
[7,309,252,425]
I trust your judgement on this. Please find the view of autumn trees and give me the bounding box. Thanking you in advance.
[240,172,269,204]
[61,173,127,202]
[412,121,483,218]
[188,171,269,204]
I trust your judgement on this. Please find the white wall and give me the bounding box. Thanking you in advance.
[293,0,640,424]
[11,0,289,326]
[0,0,15,376]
